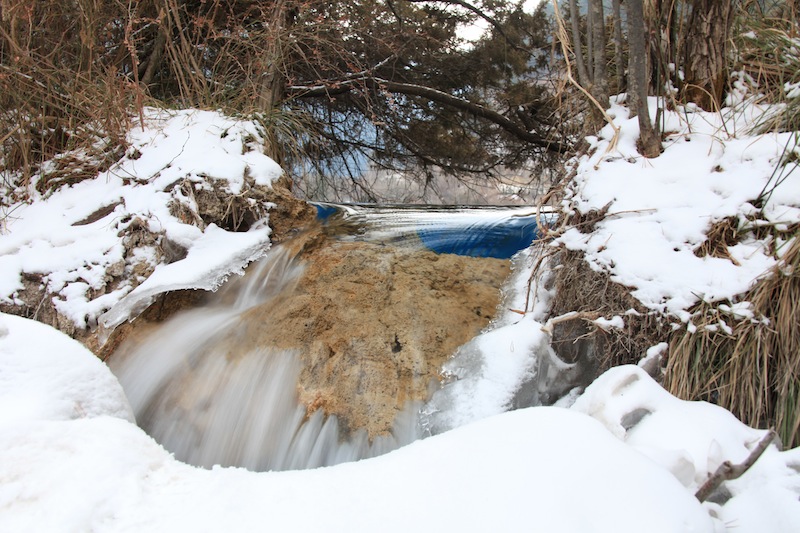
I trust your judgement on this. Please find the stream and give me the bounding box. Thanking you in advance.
[109,205,551,471]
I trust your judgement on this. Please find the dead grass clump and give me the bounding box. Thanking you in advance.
[666,231,800,448]
[34,143,128,198]
[733,1,800,134]
[546,247,667,375]
[563,201,612,234]
[169,175,315,238]
[694,217,742,264]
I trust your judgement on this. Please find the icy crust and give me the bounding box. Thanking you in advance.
[557,95,800,319]
[2,313,798,532]
[99,223,271,331]
[422,246,560,434]
[0,108,282,330]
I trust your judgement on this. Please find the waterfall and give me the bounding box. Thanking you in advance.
[110,245,420,471]
[109,205,547,472]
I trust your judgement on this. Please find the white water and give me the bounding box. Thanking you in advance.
[110,246,420,471]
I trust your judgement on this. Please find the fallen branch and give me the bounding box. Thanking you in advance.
[540,310,602,336]
[695,429,779,502]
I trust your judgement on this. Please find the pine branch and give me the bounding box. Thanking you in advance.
[288,77,571,154]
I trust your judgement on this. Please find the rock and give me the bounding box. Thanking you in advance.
[236,240,510,438]
[2,174,316,354]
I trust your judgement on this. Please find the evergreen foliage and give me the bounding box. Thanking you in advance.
[0,0,568,203]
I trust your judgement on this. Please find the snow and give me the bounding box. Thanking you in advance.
[0,313,132,425]
[99,222,273,331]
[2,89,800,531]
[2,311,799,532]
[0,108,282,331]
[557,95,800,319]
[0,312,716,532]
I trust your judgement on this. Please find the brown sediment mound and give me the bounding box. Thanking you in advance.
[235,240,510,438]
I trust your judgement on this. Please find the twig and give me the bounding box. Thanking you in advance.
[124,0,145,132]
[523,246,558,313]
[541,310,602,336]
[0,124,21,146]
[695,429,779,502]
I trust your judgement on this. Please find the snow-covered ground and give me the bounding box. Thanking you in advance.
[1,91,800,531]
[2,312,799,532]
[0,108,283,332]
[558,89,800,322]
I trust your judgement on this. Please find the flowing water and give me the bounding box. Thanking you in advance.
[315,203,548,259]
[110,205,548,472]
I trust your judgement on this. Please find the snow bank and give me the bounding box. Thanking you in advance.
[0,312,712,532]
[572,365,800,531]
[0,313,132,424]
[0,108,283,331]
[2,313,798,531]
[558,95,800,320]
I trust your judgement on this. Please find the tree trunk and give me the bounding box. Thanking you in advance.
[611,0,625,93]
[682,0,733,111]
[140,10,168,89]
[589,0,609,109]
[568,0,590,88]
[586,0,595,82]
[77,0,101,74]
[257,0,292,163]
[625,0,662,157]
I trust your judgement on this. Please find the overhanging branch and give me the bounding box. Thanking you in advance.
[287,77,571,154]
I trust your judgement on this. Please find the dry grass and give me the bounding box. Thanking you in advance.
[0,0,317,205]
[666,230,800,448]
[546,246,667,373]
[694,217,742,264]
[661,6,800,448]
[733,1,800,135]
[538,203,668,377]
[0,2,139,203]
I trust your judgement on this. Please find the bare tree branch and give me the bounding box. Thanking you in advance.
[288,77,570,153]
[695,430,779,503]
